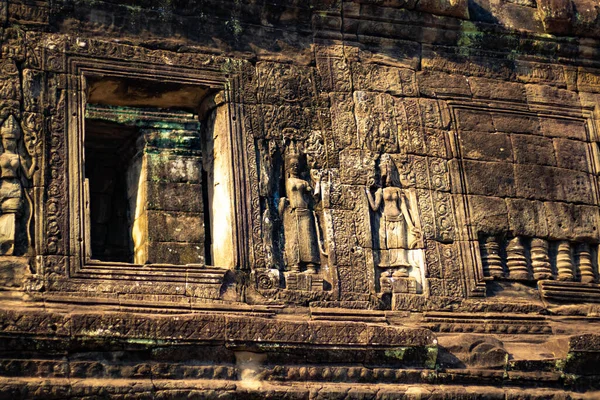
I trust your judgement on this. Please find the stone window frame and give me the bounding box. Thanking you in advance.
[447,99,600,299]
[63,56,249,285]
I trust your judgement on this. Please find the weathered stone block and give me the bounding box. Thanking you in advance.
[417,71,471,98]
[0,257,30,289]
[468,196,509,235]
[573,205,600,242]
[514,165,593,203]
[424,129,450,159]
[527,85,580,109]
[416,0,469,19]
[492,113,542,135]
[419,99,449,130]
[543,201,576,240]
[315,46,352,93]
[555,169,593,204]
[468,77,526,102]
[330,93,357,149]
[146,242,204,265]
[515,165,557,201]
[463,160,515,197]
[553,138,590,172]
[353,91,399,153]
[146,182,203,213]
[506,199,548,238]
[146,154,201,184]
[460,131,513,162]
[352,63,415,96]
[542,203,599,242]
[147,211,204,243]
[456,109,495,132]
[538,0,573,35]
[511,134,556,166]
[540,117,587,141]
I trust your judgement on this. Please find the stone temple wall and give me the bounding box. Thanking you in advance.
[0,0,599,398]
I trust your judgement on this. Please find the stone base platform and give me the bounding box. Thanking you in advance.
[0,302,598,398]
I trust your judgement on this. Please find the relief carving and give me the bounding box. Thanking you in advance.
[366,155,424,293]
[278,144,322,274]
[0,115,36,256]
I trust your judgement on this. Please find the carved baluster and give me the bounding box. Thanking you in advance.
[507,237,530,280]
[556,241,574,281]
[481,236,504,279]
[578,243,596,283]
[531,238,553,280]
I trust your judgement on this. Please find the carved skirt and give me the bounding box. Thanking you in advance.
[283,207,320,267]
[0,179,22,213]
[379,214,410,268]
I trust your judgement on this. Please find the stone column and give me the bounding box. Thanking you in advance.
[531,238,553,280]
[578,243,596,284]
[130,124,204,265]
[481,236,504,279]
[507,236,530,281]
[556,241,574,281]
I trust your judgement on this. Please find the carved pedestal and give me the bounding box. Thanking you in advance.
[0,257,30,290]
[392,276,418,294]
[284,271,324,291]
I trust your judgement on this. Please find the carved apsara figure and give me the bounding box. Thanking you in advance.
[0,115,36,255]
[366,155,421,279]
[278,151,321,274]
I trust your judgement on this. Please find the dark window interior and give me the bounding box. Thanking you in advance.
[85,119,138,263]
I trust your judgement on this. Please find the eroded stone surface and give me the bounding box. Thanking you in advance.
[0,0,598,397]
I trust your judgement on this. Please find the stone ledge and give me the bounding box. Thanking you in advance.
[0,377,597,399]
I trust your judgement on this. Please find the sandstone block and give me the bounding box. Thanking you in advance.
[511,134,556,166]
[514,165,593,203]
[146,211,204,243]
[460,131,512,162]
[540,117,587,141]
[417,71,471,98]
[538,0,573,35]
[553,138,590,172]
[573,205,600,242]
[468,196,509,235]
[506,199,548,238]
[492,113,542,135]
[527,85,580,109]
[543,202,575,240]
[416,0,469,19]
[456,109,495,132]
[542,203,599,242]
[352,63,414,96]
[146,154,201,184]
[468,77,526,102]
[339,149,377,186]
[146,242,204,265]
[463,160,515,197]
[330,93,357,149]
[146,182,203,213]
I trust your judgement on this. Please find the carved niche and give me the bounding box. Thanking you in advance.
[365,154,425,296]
[0,115,38,256]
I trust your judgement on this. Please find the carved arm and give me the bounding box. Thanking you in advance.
[278,197,288,218]
[23,156,36,180]
[365,187,382,211]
